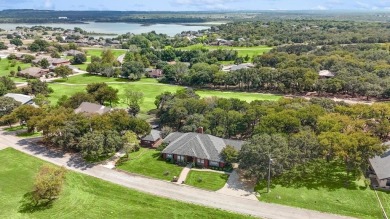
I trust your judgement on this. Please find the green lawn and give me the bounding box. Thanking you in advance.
[0,148,251,219]
[0,58,31,82]
[48,75,281,113]
[84,48,126,58]
[177,44,273,57]
[185,170,229,191]
[16,131,42,138]
[53,74,130,84]
[3,125,24,132]
[48,84,86,106]
[255,160,390,219]
[197,90,281,102]
[116,148,183,181]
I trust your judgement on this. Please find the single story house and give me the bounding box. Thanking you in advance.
[318,70,335,78]
[141,130,162,148]
[33,57,71,67]
[74,102,112,115]
[51,58,71,66]
[161,129,243,168]
[222,63,255,72]
[4,93,35,105]
[369,145,390,190]
[18,67,49,78]
[64,50,83,56]
[146,69,163,78]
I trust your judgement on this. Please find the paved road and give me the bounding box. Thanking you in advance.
[0,130,354,219]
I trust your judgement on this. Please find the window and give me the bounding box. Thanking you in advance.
[197,158,205,165]
[209,161,219,167]
[166,154,173,159]
[177,155,185,162]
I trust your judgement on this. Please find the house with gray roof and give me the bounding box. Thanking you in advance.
[4,93,34,105]
[161,130,243,168]
[369,144,390,189]
[74,102,112,115]
[222,63,255,72]
[141,130,162,148]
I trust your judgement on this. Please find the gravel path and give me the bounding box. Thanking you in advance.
[0,130,355,219]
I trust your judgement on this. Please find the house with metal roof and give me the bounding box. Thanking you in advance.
[4,93,35,105]
[74,102,112,115]
[161,130,243,168]
[369,146,390,189]
[141,129,162,148]
[222,63,255,72]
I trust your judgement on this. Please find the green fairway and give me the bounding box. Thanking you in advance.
[49,75,281,113]
[177,44,273,57]
[48,83,86,106]
[0,148,251,219]
[185,170,229,191]
[116,148,183,181]
[197,90,281,102]
[255,160,390,219]
[84,48,126,58]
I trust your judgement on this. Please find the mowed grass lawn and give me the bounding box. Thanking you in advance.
[0,148,251,219]
[178,44,273,57]
[84,48,126,58]
[49,75,281,113]
[185,171,229,191]
[0,58,31,82]
[256,160,390,219]
[116,148,183,181]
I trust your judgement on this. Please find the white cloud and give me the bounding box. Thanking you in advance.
[44,0,53,8]
[172,0,247,10]
[315,5,328,10]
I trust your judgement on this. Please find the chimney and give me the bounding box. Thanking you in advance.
[197,127,204,134]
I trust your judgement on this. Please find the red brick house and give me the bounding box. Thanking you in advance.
[161,130,243,168]
[141,130,163,148]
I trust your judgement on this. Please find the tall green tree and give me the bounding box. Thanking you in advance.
[54,66,73,80]
[123,88,144,116]
[238,134,290,181]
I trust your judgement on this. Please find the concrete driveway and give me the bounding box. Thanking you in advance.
[217,170,258,200]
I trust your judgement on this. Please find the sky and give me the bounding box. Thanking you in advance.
[1,0,390,11]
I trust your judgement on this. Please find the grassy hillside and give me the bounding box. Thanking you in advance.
[256,160,390,219]
[0,148,251,219]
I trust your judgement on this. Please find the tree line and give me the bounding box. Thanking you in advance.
[155,88,388,181]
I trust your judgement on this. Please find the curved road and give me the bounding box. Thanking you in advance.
[0,130,354,219]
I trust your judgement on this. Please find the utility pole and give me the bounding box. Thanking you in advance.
[267,157,273,193]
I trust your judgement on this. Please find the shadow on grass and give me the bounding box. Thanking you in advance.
[257,160,362,192]
[3,125,24,132]
[16,132,41,138]
[18,192,53,213]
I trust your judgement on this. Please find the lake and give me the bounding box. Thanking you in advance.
[0,22,210,36]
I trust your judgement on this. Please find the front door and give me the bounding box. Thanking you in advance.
[187,156,194,163]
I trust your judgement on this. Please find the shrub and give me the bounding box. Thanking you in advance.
[156,142,168,151]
